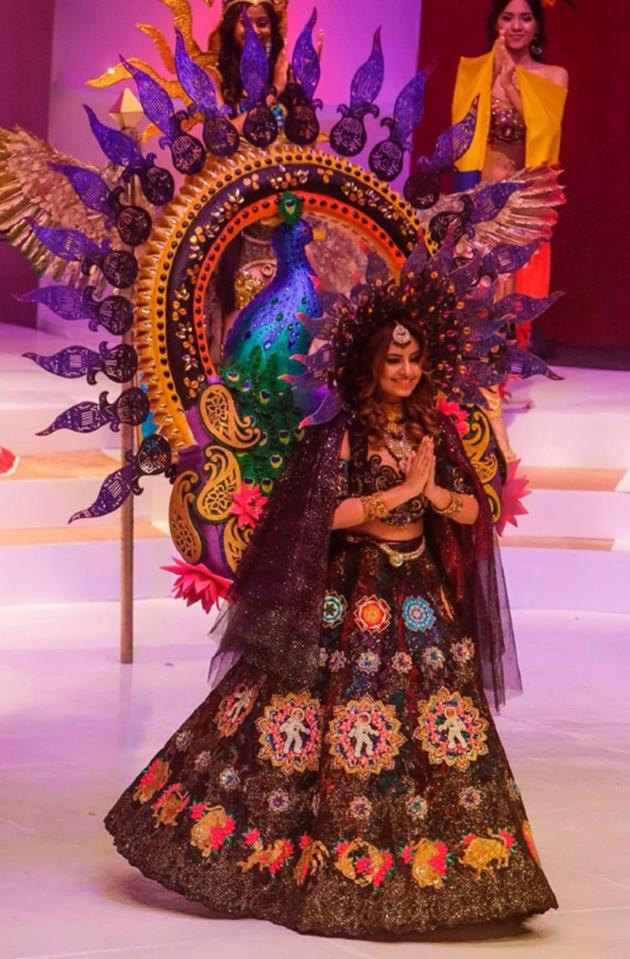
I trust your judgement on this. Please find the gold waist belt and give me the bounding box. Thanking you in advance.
[347,535,426,568]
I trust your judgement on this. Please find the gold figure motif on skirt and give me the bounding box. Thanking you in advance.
[459,829,516,878]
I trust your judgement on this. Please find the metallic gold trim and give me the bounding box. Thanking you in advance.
[196,445,241,522]
[198,383,262,449]
[169,470,203,564]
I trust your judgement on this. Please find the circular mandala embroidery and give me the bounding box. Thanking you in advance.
[214,682,260,737]
[402,596,436,633]
[322,592,348,629]
[413,687,489,771]
[327,697,405,777]
[353,595,392,634]
[256,692,322,774]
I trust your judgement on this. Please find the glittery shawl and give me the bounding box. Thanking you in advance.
[210,411,521,712]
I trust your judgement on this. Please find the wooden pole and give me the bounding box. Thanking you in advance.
[119,134,137,665]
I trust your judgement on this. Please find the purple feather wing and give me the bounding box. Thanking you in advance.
[49,163,113,221]
[483,241,539,277]
[467,181,522,225]
[393,69,428,146]
[427,96,479,170]
[495,291,564,324]
[17,285,88,321]
[26,219,103,261]
[174,31,224,115]
[239,14,269,108]
[292,9,321,102]
[350,28,384,109]
[84,105,145,169]
[121,56,174,135]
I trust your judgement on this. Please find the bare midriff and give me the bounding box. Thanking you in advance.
[348,517,424,543]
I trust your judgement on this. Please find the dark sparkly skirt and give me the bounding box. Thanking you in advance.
[105,533,558,937]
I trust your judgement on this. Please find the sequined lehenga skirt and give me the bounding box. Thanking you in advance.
[105,533,557,937]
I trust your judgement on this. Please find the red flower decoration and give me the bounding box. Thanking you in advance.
[244,828,261,846]
[496,459,531,536]
[230,483,268,530]
[0,446,19,477]
[437,399,470,438]
[162,557,233,613]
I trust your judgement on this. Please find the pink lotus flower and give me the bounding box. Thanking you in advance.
[162,557,233,613]
[437,399,470,437]
[496,459,531,536]
[230,483,268,530]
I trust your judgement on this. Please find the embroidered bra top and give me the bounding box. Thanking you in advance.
[336,422,428,527]
[335,418,476,528]
[489,98,526,144]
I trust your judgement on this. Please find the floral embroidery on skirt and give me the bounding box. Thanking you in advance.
[105,533,557,937]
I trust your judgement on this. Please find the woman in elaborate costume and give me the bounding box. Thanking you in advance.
[104,260,558,937]
[452,0,568,459]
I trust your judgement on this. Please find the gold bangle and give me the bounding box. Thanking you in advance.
[433,491,463,517]
[361,492,390,521]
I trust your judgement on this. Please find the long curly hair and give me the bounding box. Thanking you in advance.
[486,0,547,61]
[354,316,438,447]
[218,2,285,112]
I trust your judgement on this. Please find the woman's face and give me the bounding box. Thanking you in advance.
[234,3,273,49]
[376,334,423,403]
[496,0,538,54]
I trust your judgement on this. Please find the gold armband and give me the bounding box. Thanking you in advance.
[361,492,390,521]
[432,491,464,517]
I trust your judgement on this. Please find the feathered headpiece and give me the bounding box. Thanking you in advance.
[286,237,562,428]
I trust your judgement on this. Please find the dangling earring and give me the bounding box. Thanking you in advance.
[264,38,272,56]
[530,34,543,58]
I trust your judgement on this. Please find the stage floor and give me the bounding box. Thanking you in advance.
[2,599,629,959]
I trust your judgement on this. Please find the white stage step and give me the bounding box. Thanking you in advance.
[0,452,168,529]
[513,467,630,542]
[502,540,630,614]
[0,522,174,605]
[506,367,630,469]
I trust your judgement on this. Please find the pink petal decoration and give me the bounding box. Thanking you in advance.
[230,483,268,529]
[162,557,233,613]
[496,459,531,536]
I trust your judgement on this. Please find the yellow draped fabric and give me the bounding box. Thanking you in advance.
[451,51,568,296]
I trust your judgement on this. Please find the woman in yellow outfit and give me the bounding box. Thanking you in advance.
[452,0,568,460]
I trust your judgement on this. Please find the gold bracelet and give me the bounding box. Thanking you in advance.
[361,492,390,522]
[432,491,464,517]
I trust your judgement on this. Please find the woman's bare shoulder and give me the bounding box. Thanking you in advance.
[538,63,569,89]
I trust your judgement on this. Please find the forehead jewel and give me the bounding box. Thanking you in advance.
[392,323,412,347]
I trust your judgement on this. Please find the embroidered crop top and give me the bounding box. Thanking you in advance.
[336,422,428,527]
[335,419,476,528]
[489,98,526,144]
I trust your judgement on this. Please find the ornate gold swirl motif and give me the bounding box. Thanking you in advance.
[196,446,241,522]
[223,515,253,573]
[169,469,203,564]
[199,383,262,450]
[462,410,499,486]
[463,409,502,523]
